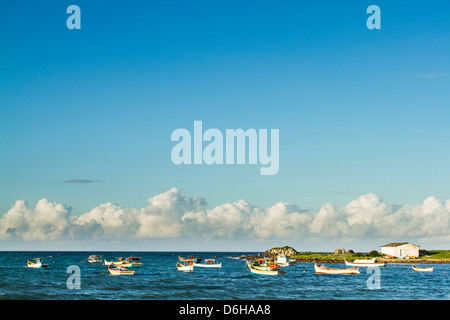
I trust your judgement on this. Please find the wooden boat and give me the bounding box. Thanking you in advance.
[193,258,222,268]
[249,258,279,271]
[178,255,198,262]
[412,264,434,272]
[314,263,360,274]
[246,260,285,276]
[27,258,48,268]
[177,261,194,272]
[345,259,385,267]
[87,255,102,263]
[108,263,135,275]
[126,256,143,267]
[104,258,132,268]
[276,255,290,267]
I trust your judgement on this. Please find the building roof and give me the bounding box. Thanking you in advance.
[380,242,419,248]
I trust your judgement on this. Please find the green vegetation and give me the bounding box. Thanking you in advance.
[291,250,450,261]
[292,250,381,260]
[418,250,450,260]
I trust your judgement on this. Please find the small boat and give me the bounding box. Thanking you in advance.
[246,260,285,276]
[108,263,135,275]
[87,255,102,263]
[276,255,290,267]
[126,256,143,267]
[345,258,385,267]
[249,257,279,271]
[193,258,222,268]
[177,261,194,272]
[412,264,434,272]
[178,255,198,262]
[27,258,48,268]
[104,258,132,268]
[314,263,360,274]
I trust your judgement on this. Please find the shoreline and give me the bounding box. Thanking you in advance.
[289,257,450,264]
[242,253,450,264]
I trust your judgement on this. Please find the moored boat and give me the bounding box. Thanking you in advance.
[108,263,135,275]
[126,256,143,267]
[87,255,102,263]
[104,258,132,268]
[193,258,221,268]
[27,258,48,268]
[276,254,290,267]
[412,264,434,272]
[314,263,360,274]
[345,259,385,267]
[178,255,198,262]
[177,261,194,272]
[246,260,285,276]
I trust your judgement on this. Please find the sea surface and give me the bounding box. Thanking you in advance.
[0,251,449,300]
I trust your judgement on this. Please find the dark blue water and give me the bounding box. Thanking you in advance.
[0,252,449,300]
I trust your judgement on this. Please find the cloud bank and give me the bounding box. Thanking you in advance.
[1,188,449,248]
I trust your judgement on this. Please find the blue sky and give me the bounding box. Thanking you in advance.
[1,1,450,250]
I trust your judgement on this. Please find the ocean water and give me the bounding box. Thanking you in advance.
[0,251,449,300]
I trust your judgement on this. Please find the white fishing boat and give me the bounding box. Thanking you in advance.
[193,258,222,268]
[27,258,48,268]
[246,260,285,276]
[87,255,102,263]
[108,263,135,275]
[314,263,360,274]
[104,258,132,268]
[345,258,385,267]
[412,264,434,272]
[177,261,194,272]
[276,254,290,267]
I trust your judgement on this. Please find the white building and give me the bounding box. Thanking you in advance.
[380,242,420,258]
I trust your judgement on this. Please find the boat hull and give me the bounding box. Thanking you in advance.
[108,264,135,275]
[27,263,48,268]
[314,263,360,274]
[27,260,48,268]
[104,260,132,268]
[177,262,194,272]
[345,260,385,267]
[412,265,434,272]
[246,261,283,276]
[193,263,222,268]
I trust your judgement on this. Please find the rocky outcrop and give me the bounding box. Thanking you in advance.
[333,248,345,255]
[263,246,298,257]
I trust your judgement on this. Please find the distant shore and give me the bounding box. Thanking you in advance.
[242,255,450,264]
[292,257,450,264]
[243,248,450,264]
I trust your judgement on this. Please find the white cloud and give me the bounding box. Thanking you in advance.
[1,189,450,247]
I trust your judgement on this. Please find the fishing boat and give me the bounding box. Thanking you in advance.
[276,254,290,267]
[104,258,132,268]
[27,258,48,268]
[126,256,143,267]
[178,255,198,262]
[177,261,194,272]
[314,263,360,274]
[108,263,135,275]
[246,260,285,276]
[412,264,434,272]
[249,258,279,271]
[87,255,102,263]
[345,258,385,267]
[193,258,222,268]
